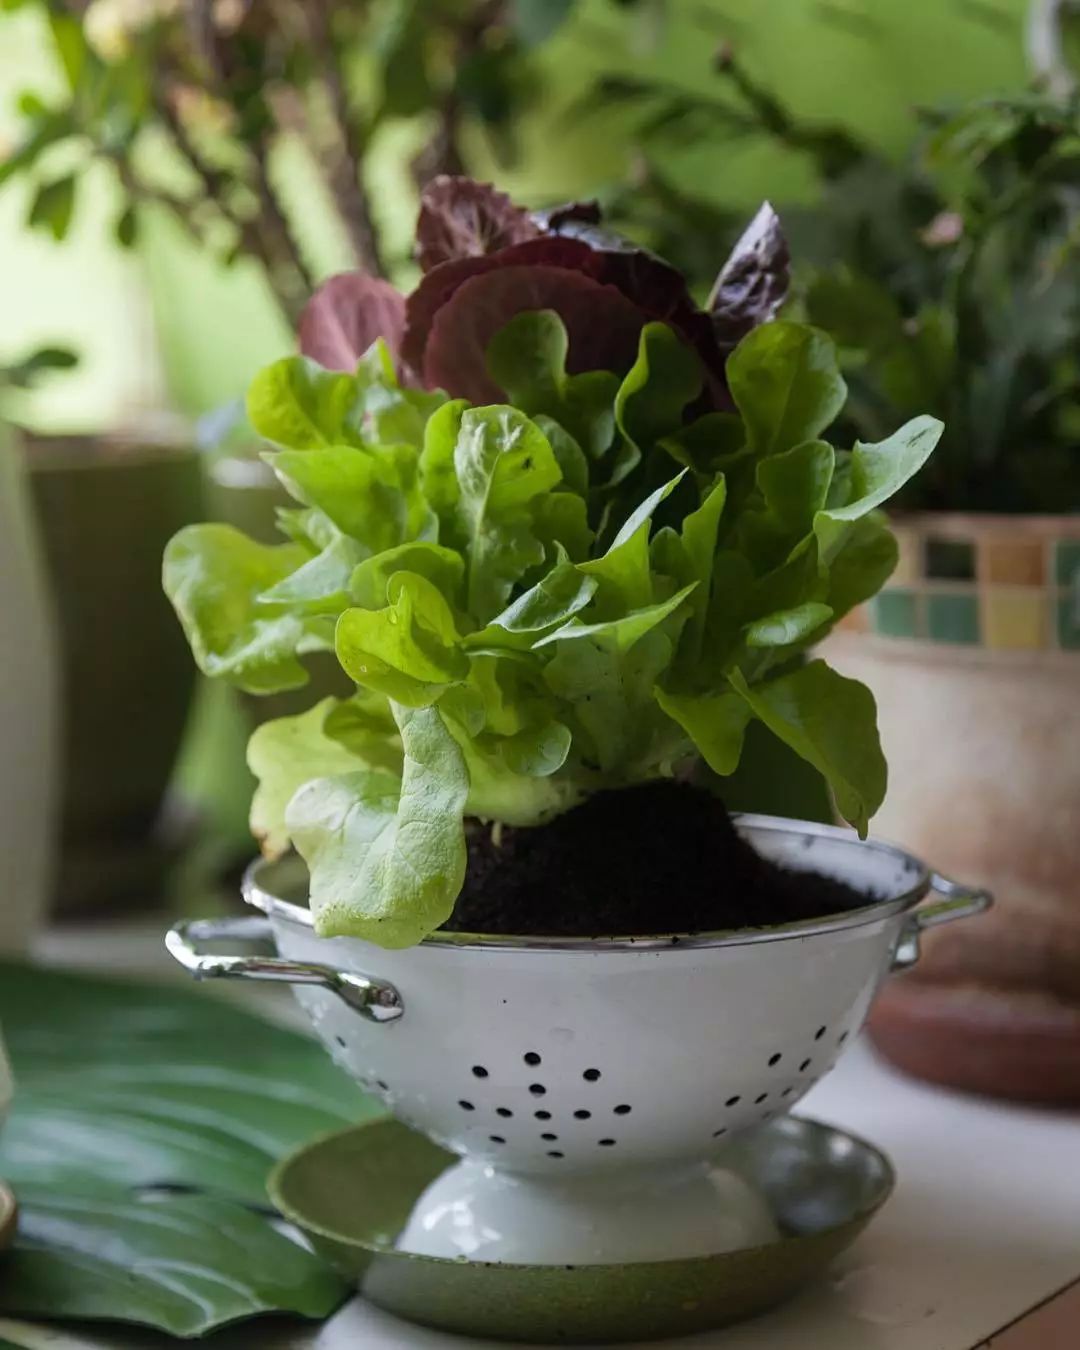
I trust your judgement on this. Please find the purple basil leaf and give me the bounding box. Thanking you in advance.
[297,273,407,372]
[708,202,791,351]
[401,236,603,375]
[422,265,647,404]
[415,176,541,273]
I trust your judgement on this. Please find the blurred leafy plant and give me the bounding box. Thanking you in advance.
[0,343,77,393]
[580,47,1080,514]
[0,0,583,324]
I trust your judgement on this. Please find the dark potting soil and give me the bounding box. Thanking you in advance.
[443,780,868,939]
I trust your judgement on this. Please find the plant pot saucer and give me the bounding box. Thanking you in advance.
[269,1115,894,1345]
[0,1182,17,1254]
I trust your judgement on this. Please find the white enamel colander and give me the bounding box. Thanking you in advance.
[167,815,989,1264]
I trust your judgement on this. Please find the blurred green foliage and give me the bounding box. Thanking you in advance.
[2,0,1033,424]
[602,49,1080,513]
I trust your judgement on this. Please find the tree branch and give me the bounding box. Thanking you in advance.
[247,136,316,326]
[154,86,248,236]
[306,0,385,277]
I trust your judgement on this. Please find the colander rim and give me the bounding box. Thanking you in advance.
[242,814,931,952]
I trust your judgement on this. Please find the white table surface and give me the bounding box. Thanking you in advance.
[1,918,1078,1350]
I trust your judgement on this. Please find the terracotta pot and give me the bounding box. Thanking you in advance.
[825,511,1080,1103]
[25,434,203,915]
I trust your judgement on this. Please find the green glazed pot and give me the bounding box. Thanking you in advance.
[24,434,203,915]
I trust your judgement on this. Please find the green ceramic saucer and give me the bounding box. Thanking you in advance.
[269,1115,893,1344]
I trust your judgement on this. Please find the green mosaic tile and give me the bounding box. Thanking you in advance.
[1058,594,1080,650]
[925,537,975,581]
[1055,541,1080,587]
[873,589,918,638]
[926,593,980,645]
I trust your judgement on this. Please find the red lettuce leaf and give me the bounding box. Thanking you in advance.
[415,176,541,273]
[402,237,602,375]
[422,266,648,404]
[298,273,407,372]
[708,202,791,351]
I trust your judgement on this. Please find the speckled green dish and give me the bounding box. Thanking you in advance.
[269,1115,893,1344]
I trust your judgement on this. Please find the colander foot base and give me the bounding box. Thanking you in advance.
[395,1155,780,1264]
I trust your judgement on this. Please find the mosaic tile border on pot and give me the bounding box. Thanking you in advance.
[837,524,1080,652]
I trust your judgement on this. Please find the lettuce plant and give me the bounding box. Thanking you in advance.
[164,182,941,948]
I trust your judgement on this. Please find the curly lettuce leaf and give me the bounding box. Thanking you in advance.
[287,704,469,946]
[452,405,562,619]
[247,699,370,857]
[163,525,329,694]
[336,572,468,706]
[247,357,359,450]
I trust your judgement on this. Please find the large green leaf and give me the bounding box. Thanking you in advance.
[814,415,943,552]
[2,1190,345,1337]
[0,962,372,1335]
[654,687,752,776]
[727,322,846,458]
[728,660,886,835]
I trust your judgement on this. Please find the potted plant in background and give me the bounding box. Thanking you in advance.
[24,426,204,914]
[161,180,989,1341]
[0,349,66,951]
[601,47,1080,1103]
[796,94,1080,1104]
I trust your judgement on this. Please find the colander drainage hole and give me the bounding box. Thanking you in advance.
[573,1110,591,1120]
[768,1053,782,1066]
[598,1138,616,1147]
[334,1035,346,1049]
[376,1080,389,1091]
[838,1031,850,1045]
[495,1107,513,1118]
[548,1151,564,1159]
[815,1026,827,1040]
[583,1068,602,1082]
[529,1083,547,1096]
[535,1109,552,1120]
[754,1093,768,1104]
[489,1135,506,1144]
[712,1128,728,1138]
[799,1058,812,1072]
[458,1100,475,1111]
[614,1104,632,1115]
[472,1065,489,1078]
[541,1132,558,1141]
[524,1051,542,1065]
[725,1095,741,1107]
[781,1087,793,1098]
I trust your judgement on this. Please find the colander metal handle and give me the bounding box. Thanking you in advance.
[164,916,404,1023]
[891,871,992,971]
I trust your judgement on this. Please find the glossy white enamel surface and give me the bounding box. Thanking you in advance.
[396,1154,780,1263]
[252,826,922,1262]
